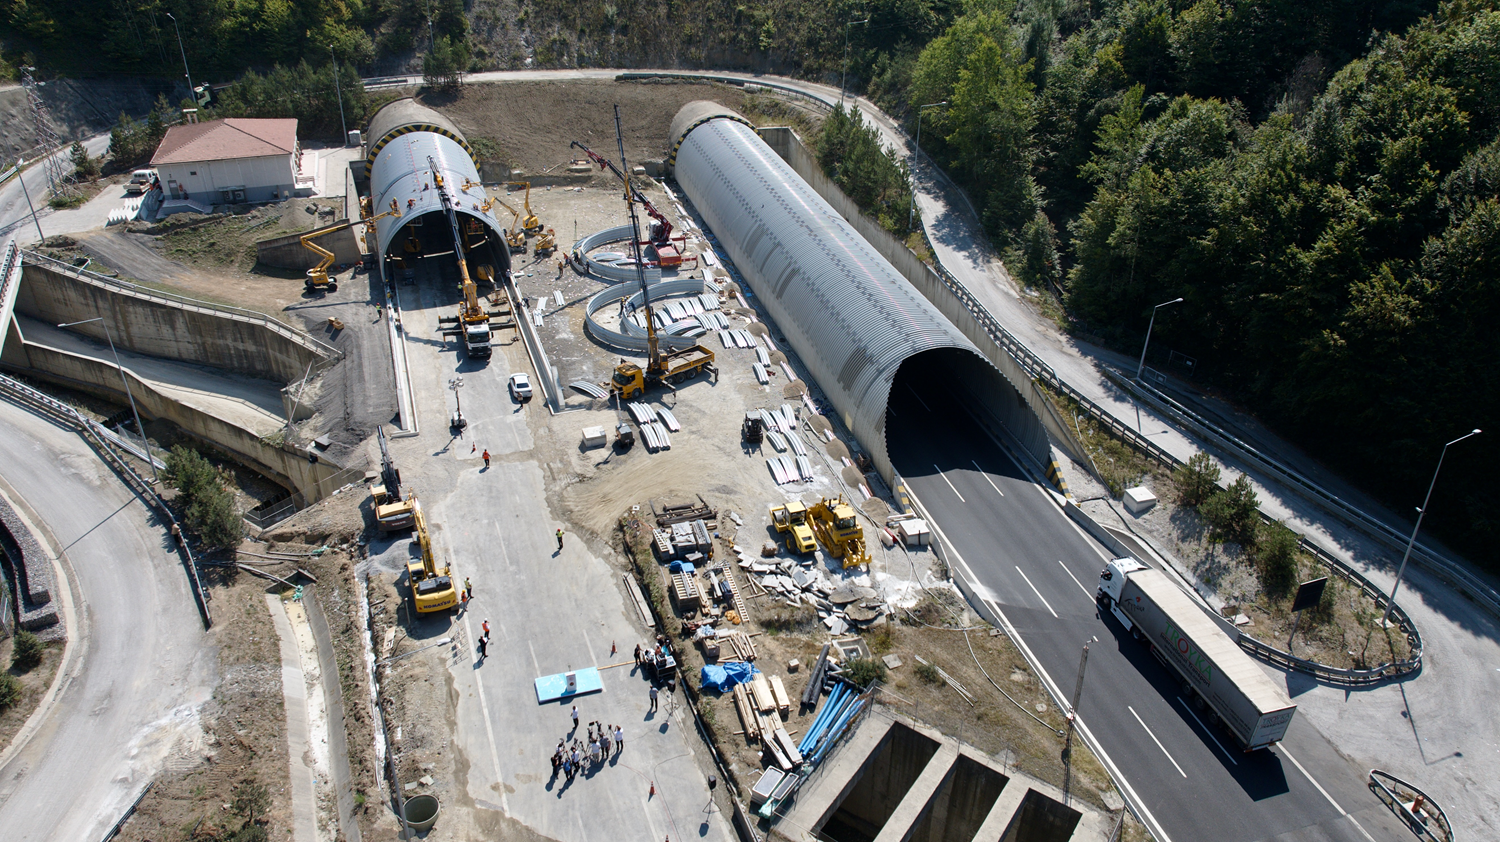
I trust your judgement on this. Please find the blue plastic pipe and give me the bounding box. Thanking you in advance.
[799,684,847,753]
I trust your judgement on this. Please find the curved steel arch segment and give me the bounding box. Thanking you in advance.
[672,110,1015,482]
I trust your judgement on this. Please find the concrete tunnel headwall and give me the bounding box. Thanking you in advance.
[364,99,510,283]
[670,102,1046,486]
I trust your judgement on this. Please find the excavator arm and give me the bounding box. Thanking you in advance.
[505,181,542,232]
[301,198,401,289]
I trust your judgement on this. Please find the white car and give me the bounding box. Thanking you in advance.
[508,372,533,402]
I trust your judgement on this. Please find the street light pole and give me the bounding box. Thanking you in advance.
[15,158,45,243]
[907,101,947,234]
[58,317,160,488]
[840,19,870,109]
[1135,297,1184,380]
[165,12,194,99]
[331,44,348,145]
[1380,429,1481,626]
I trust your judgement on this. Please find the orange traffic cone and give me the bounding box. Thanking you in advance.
[649,781,656,797]
[611,641,618,656]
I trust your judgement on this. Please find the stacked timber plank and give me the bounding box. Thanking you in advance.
[719,630,758,662]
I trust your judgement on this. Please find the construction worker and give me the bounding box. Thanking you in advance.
[556,528,564,550]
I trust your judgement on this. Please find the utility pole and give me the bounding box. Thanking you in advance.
[840,19,869,109]
[1381,428,1481,626]
[165,12,194,99]
[1135,297,1183,381]
[15,158,46,243]
[58,317,160,488]
[449,376,466,431]
[907,101,946,233]
[331,44,348,145]
[1063,642,1089,760]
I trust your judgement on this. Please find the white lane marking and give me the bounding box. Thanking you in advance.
[936,465,966,502]
[1130,705,1187,777]
[907,384,931,412]
[1279,745,1377,842]
[468,612,512,816]
[972,460,1004,496]
[1058,560,1094,600]
[910,486,1173,842]
[1014,566,1058,618]
[1174,696,1237,765]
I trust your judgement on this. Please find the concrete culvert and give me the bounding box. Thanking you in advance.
[404,794,440,831]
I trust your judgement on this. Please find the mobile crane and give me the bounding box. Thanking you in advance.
[570,140,688,268]
[600,107,716,400]
[431,158,494,360]
[300,197,401,293]
[408,494,459,613]
[370,425,415,531]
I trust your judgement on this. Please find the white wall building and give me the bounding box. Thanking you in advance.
[151,118,299,205]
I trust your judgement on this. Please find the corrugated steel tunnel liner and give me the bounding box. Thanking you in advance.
[670,102,1032,484]
[365,98,510,279]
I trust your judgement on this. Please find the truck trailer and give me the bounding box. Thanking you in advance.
[1097,558,1296,751]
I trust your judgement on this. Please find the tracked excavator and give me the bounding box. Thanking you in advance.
[300,197,401,292]
[570,140,688,268]
[370,426,415,532]
[430,158,494,360]
[408,494,458,613]
[599,107,716,400]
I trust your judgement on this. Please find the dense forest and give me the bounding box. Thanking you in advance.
[3,0,1494,566]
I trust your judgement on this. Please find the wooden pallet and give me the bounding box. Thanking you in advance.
[671,570,703,611]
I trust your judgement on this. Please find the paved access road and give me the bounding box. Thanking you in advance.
[0,399,215,842]
[0,133,111,241]
[885,380,1412,842]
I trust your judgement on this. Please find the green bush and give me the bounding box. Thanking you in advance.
[10,629,43,672]
[233,780,270,825]
[0,672,20,709]
[1255,521,1300,598]
[229,825,268,842]
[816,104,916,236]
[1200,473,1259,546]
[914,662,943,685]
[164,446,243,548]
[1172,452,1222,507]
[843,657,887,688]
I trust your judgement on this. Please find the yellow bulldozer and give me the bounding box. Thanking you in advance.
[301,197,400,293]
[770,500,817,554]
[808,495,871,569]
[408,495,459,614]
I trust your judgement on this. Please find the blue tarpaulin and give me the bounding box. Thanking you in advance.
[700,662,760,693]
[669,560,696,574]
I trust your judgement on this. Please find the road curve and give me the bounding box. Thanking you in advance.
[0,398,215,842]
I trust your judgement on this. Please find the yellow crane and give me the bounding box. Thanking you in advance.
[493,197,528,252]
[433,158,494,360]
[506,181,543,233]
[408,494,459,613]
[301,197,400,293]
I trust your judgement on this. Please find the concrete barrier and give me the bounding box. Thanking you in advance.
[14,253,337,384]
[256,219,362,272]
[8,339,347,504]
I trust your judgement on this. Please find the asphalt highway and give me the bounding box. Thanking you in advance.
[885,379,1409,842]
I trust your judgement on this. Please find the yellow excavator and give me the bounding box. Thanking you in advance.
[603,107,716,400]
[408,494,459,613]
[370,426,415,531]
[494,197,528,253]
[506,181,543,233]
[808,495,871,569]
[534,227,557,256]
[301,197,401,293]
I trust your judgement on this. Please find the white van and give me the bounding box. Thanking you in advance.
[125,169,155,194]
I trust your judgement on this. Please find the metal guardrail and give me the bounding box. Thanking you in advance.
[1114,369,1500,621]
[1368,769,1454,842]
[21,250,343,365]
[0,371,212,628]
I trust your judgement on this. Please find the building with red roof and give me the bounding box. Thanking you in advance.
[150,118,300,206]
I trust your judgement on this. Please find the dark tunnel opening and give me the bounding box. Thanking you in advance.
[885,347,1034,486]
[379,210,511,299]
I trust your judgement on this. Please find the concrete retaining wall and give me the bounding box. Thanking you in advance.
[14,259,332,384]
[256,220,363,272]
[757,127,1087,473]
[7,340,347,503]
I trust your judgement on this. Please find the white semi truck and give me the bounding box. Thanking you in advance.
[1097,558,1296,751]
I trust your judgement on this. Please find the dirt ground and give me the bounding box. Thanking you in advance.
[115,489,382,842]
[113,568,293,842]
[0,634,64,753]
[416,79,752,175]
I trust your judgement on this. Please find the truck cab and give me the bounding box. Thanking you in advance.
[463,323,492,358]
[1096,557,1147,630]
